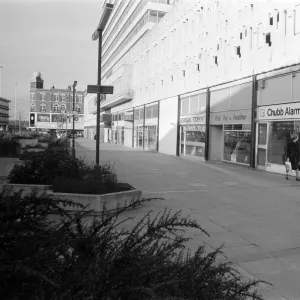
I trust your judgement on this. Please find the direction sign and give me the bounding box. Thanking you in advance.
[87,85,113,94]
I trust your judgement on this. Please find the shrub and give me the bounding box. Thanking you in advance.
[0,137,20,157]
[0,191,265,300]
[8,147,90,184]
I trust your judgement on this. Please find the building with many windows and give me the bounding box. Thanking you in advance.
[0,96,10,131]
[29,72,85,134]
[85,0,300,176]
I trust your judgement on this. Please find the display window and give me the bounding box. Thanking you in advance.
[223,130,251,164]
[256,120,300,169]
[180,125,206,158]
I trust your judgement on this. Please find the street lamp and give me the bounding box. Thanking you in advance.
[72,81,77,160]
[0,65,3,97]
[92,2,113,166]
[14,82,18,133]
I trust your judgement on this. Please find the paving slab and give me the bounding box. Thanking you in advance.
[76,139,300,299]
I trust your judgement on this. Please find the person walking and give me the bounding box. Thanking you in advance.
[285,131,300,180]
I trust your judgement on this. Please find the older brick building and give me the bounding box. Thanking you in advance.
[29,72,85,134]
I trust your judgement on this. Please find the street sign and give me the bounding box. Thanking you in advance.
[87,85,113,94]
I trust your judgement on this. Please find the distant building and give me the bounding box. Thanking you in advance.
[29,72,85,134]
[0,96,10,131]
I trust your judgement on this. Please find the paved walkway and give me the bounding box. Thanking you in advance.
[76,139,300,300]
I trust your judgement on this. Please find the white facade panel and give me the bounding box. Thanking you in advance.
[158,96,178,156]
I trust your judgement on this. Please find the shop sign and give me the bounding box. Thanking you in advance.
[258,102,300,120]
[36,122,57,129]
[37,114,50,122]
[210,109,251,125]
[180,114,206,125]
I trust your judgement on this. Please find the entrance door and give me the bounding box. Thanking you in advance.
[256,122,268,169]
[147,125,157,151]
[138,126,143,148]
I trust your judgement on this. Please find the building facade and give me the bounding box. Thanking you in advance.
[85,0,300,176]
[29,72,85,134]
[0,96,10,131]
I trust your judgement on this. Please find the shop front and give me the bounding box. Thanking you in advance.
[255,71,300,174]
[144,102,159,151]
[133,106,144,149]
[180,91,207,160]
[256,103,300,174]
[209,80,253,164]
[210,110,252,164]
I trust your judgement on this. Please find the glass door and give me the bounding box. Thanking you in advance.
[138,126,143,149]
[256,122,268,169]
[180,126,186,155]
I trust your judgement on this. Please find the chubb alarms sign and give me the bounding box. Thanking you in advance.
[258,103,300,120]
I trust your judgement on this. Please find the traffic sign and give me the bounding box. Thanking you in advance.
[87,85,113,94]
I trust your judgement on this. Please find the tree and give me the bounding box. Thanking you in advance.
[0,190,265,300]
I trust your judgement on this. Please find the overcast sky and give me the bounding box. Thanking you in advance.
[0,0,102,118]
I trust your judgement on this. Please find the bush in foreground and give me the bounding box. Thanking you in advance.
[0,190,265,300]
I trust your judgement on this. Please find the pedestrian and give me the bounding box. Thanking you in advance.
[285,131,300,180]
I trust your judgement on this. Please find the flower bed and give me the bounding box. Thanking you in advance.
[7,142,135,197]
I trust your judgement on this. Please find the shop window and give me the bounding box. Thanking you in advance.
[267,121,295,165]
[292,72,300,101]
[266,33,271,46]
[189,95,198,114]
[181,97,189,115]
[258,123,267,145]
[257,75,292,106]
[153,104,159,118]
[210,88,230,112]
[224,131,251,164]
[229,82,252,110]
[257,148,266,166]
[134,109,139,121]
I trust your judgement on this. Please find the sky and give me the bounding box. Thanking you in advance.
[0,0,102,119]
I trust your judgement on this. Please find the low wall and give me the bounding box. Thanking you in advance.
[0,182,142,212]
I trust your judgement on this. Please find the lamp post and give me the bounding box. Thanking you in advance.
[14,82,18,133]
[0,65,3,97]
[92,3,113,166]
[72,81,77,160]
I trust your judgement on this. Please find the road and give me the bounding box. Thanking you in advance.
[76,139,300,300]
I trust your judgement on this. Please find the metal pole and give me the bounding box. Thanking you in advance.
[14,84,17,133]
[0,66,3,97]
[96,29,103,166]
[72,86,76,159]
[19,112,21,136]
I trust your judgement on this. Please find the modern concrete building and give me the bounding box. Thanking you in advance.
[29,72,85,135]
[0,96,10,131]
[85,0,300,176]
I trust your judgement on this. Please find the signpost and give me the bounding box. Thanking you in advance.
[87,85,113,95]
[86,84,113,165]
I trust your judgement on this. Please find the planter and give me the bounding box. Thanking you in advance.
[0,181,50,197]
[0,181,142,212]
[48,188,142,212]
